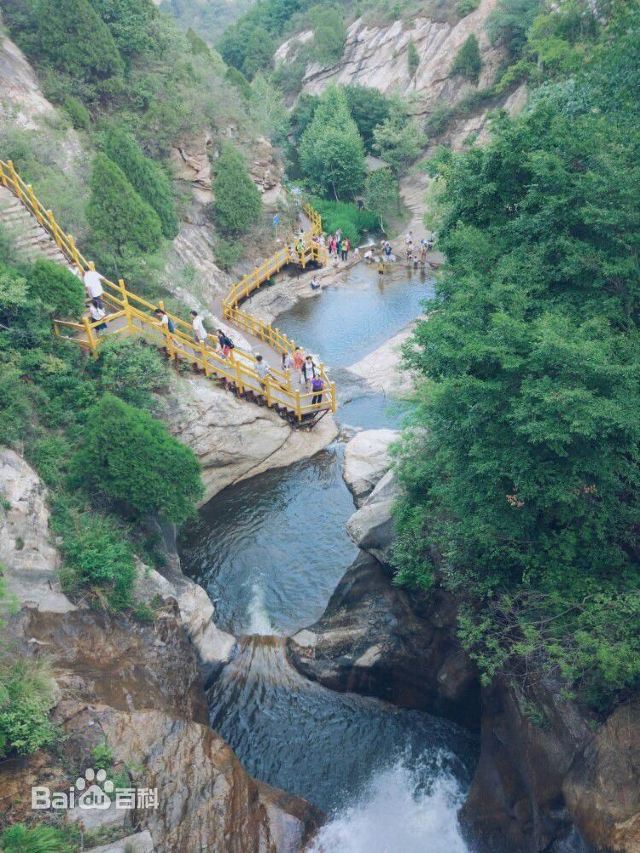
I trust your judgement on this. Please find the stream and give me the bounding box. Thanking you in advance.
[179,264,477,851]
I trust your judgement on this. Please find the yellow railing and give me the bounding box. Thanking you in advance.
[0,159,335,424]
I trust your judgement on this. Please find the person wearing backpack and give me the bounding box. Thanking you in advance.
[154,307,175,335]
[216,328,235,358]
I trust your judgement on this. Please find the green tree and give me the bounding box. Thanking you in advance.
[32,0,124,90]
[87,154,163,255]
[103,127,179,238]
[344,85,392,153]
[88,0,160,58]
[299,86,365,199]
[309,5,346,63]
[451,33,482,81]
[28,259,85,318]
[407,38,419,76]
[70,394,203,523]
[213,144,262,235]
[364,168,399,231]
[372,114,422,175]
[98,337,169,408]
[487,0,542,58]
[393,7,640,704]
[241,26,275,78]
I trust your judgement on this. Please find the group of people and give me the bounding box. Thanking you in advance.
[255,349,324,405]
[405,230,436,266]
[327,231,351,262]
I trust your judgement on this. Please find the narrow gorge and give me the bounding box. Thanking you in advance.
[1,0,639,851]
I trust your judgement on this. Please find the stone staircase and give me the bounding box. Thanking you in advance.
[0,184,74,268]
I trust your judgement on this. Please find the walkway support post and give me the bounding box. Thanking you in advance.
[83,316,98,357]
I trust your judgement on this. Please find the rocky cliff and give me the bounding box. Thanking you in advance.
[275,0,527,147]
[289,429,640,853]
[0,451,320,851]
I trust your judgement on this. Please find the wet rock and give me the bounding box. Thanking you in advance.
[287,551,479,728]
[460,677,594,853]
[346,469,399,564]
[563,697,640,852]
[348,324,417,398]
[0,448,75,613]
[342,428,398,505]
[165,374,338,503]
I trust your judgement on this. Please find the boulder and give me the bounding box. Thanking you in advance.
[348,325,417,398]
[460,677,594,853]
[564,698,640,852]
[0,448,75,613]
[346,469,399,564]
[287,551,479,728]
[85,831,155,853]
[342,428,398,505]
[165,374,338,503]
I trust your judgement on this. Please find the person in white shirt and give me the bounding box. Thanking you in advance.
[86,299,107,332]
[190,310,208,344]
[84,269,105,307]
[255,354,272,391]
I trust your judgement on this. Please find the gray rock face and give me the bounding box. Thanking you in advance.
[348,326,417,398]
[342,428,398,505]
[0,448,75,613]
[287,551,479,728]
[563,698,640,853]
[346,469,399,564]
[276,0,503,111]
[459,677,595,853]
[165,374,338,503]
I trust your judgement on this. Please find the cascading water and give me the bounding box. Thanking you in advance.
[180,264,478,850]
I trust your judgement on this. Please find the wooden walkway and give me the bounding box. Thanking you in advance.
[0,159,335,425]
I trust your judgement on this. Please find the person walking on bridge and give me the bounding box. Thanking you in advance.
[84,268,105,308]
[217,328,235,358]
[191,310,208,345]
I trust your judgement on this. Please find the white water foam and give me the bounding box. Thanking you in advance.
[309,759,469,853]
[246,583,275,635]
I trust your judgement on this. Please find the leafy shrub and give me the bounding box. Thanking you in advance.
[91,739,114,770]
[225,66,252,100]
[70,394,203,523]
[0,660,58,756]
[451,34,482,81]
[213,144,262,236]
[215,238,244,271]
[53,500,137,609]
[456,0,480,15]
[28,435,73,489]
[308,5,346,64]
[89,0,161,59]
[407,39,419,76]
[63,95,91,130]
[87,154,163,255]
[310,198,378,243]
[0,823,72,853]
[97,337,168,409]
[372,114,422,175]
[0,368,32,447]
[103,127,178,239]
[28,260,86,319]
[487,0,542,59]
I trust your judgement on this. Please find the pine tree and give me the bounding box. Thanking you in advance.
[299,86,365,200]
[103,127,179,238]
[34,0,124,87]
[452,34,482,81]
[213,144,262,235]
[87,154,163,255]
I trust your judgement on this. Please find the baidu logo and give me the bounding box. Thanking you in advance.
[32,768,158,811]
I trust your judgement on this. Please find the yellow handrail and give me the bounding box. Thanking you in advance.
[0,159,336,422]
